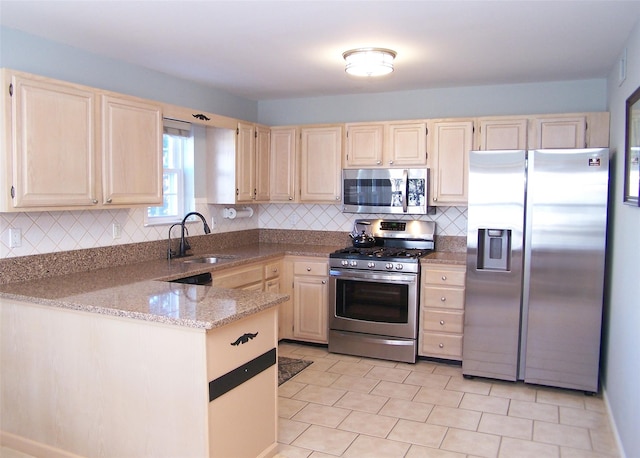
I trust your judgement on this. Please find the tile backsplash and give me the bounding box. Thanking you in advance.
[0,201,466,258]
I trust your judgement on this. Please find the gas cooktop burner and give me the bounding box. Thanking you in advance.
[330,246,431,260]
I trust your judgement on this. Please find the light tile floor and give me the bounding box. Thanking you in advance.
[275,342,620,458]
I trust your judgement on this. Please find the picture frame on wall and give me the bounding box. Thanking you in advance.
[624,85,640,206]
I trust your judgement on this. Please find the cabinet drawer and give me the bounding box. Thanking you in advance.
[423,268,466,287]
[422,310,463,333]
[206,308,277,380]
[422,287,465,310]
[264,260,281,280]
[212,264,263,289]
[419,332,463,359]
[293,260,328,276]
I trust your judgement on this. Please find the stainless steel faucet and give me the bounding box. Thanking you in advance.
[167,212,211,259]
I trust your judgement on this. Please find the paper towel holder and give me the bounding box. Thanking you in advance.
[223,207,254,219]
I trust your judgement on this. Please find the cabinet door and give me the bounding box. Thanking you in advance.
[478,118,528,150]
[293,275,328,343]
[387,121,427,166]
[269,127,297,202]
[102,94,162,205]
[345,123,384,167]
[430,120,474,205]
[299,126,342,203]
[255,124,270,202]
[533,116,587,149]
[10,74,98,208]
[235,121,255,202]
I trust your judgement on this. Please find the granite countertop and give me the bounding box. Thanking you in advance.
[0,242,464,330]
[0,243,340,330]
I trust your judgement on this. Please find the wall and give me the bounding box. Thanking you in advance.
[257,80,607,125]
[603,20,640,458]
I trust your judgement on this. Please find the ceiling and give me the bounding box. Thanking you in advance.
[1,1,640,101]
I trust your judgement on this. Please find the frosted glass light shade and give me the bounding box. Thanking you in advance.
[343,48,397,77]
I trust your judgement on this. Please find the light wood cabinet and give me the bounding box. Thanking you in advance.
[101,94,163,205]
[208,122,270,204]
[429,119,474,206]
[344,121,427,167]
[269,126,298,202]
[255,124,271,202]
[235,121,256,202]
[532,115,587,149]
[477,118,528,150]
[0,69,162,211]
[299,125,342,203]
[419,263,466,360]
[290,257,329,343]
[264,259,281,293]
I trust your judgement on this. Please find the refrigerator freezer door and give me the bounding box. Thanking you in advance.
[463,150,526,381]
[523,148,609,392]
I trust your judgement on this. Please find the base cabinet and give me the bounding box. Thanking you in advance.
[280,256,329,344]
[419,263,466,361]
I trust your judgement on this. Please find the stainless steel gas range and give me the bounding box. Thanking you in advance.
[328,219,435,363]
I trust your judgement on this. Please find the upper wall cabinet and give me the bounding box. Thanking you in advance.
[344,121,427,168]
[477,118,528,150]
[101,94,163,206]
[429,119,474,206]
[0,69,163,212]
[270,126,298,203]
[207,121,270,204]
[299,125,342,203]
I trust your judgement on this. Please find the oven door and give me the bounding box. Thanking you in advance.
[329,268,419,339]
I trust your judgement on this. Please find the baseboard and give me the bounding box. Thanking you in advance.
[602,387,626,458]
[0,431,83,458]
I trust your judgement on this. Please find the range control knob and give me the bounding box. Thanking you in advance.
[385,263,394,270]
[350,260,358,267]
[367,262,375,268]
[341,260,348,266]
[395,264,404,270]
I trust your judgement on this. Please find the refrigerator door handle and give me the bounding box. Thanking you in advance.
[402,169,408,213]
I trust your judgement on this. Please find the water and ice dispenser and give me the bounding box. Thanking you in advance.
[477,229,511,271]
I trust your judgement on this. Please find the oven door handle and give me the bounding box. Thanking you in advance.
[402,169,408,213]
[330,269,417,284]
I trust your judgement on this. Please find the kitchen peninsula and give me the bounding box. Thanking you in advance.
[0,249,293,458]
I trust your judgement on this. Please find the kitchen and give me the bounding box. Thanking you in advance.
[1,2,639,457]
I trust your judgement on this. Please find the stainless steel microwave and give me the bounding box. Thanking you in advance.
[342,168,429,214]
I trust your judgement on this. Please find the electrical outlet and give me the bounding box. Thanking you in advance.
[289,214,298,226]
[112,223,122,239]
[210,217,217,230]
[9,228,22,248]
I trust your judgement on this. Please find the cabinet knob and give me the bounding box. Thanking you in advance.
[434,197,438,202]
[307,267,311,271]
[336,196,340,200]
[321,280,326,284]
[440,320,445,325]
[441,275,447,281]
[440,297,446,302]
[389,160,394,165]
[92,199,98,204]
[376,160,382,165]
[439,343,444,348]
[288,196,293,200]
[106,198,112,204]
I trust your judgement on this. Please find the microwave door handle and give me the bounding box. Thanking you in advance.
[402,169,408,213]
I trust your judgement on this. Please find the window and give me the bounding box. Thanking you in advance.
[145,119,195,226]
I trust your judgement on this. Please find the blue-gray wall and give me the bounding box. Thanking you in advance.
[257,80,608,125]
[0,26,258,122]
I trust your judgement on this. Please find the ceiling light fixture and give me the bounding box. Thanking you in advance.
[342,47,397,77]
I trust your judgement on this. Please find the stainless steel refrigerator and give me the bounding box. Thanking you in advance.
[462,148,609,393]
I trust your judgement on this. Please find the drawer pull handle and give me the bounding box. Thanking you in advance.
[440,297,446,302]
[230,332,258,346]
[440,320,445,325]
[438,343,444,348]
[441,275,447,281]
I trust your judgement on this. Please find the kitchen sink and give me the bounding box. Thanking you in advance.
[182,255,237,264]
